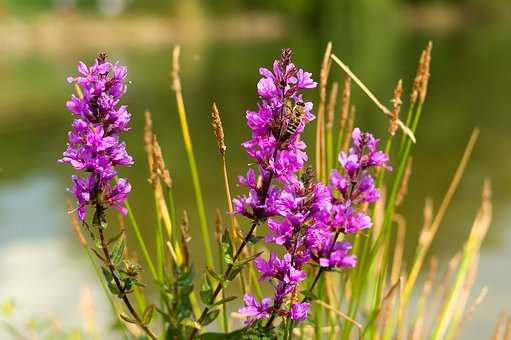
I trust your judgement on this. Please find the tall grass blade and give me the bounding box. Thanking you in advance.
[431,179,492,339]
[171,45,214,268]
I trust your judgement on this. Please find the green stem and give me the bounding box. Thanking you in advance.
[125,201,158,280]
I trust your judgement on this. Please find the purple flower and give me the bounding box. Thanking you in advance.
[304,128,390,270]
[238,48,316,188]
[319,241,357,269]
[289,302,310,321]
[238,294,272,325]
[103,178,131,215]
[235,49,390,328]
[60,54,133,220]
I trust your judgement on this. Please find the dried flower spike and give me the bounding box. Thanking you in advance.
[389,79,403,136]
[211,102,226,155]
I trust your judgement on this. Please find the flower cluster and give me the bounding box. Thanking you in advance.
[305,128,389,270]
[60,53,133,220]
[236,50,390,327]
[234,49,317,324]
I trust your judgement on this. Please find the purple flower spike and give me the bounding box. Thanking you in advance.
[236,49,389,328]
[60,53,133,220]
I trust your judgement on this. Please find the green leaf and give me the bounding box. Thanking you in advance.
[120,313,138,324]
[200,274,213,305]
[201,308,219,326]
[110,236,126,267]
[107,229,125,246]
[225,265,242,281]
[101,267,121,296]
[180,318,201,330]
[177,266,195,287]
[234,251,263,268]
[221,231,233,264]
[101,266,113,283]
[210,296,237,307]
[142,304,155,326]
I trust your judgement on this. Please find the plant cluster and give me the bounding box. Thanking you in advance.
[52,43,503,340]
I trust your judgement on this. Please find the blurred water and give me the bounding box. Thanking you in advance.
[0,8,510,338]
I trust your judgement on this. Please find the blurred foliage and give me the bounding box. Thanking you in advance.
[2,0,509,19]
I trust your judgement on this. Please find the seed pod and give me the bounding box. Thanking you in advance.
[211,102,226,155]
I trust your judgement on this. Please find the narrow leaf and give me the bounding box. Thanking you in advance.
[142,304,155,325]
[210,296,237,307]
[202,308,220,326]
[120,313,138,324]
[206,266,224,282]
[221,231,234,264]
[200,274,213,305]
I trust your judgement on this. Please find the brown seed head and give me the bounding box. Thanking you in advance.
[389,79,403,136]
[144,111,154,170]
[211,102,226,155]
[179,211,191,266]
[411,41,433,106]
[419,41,432,104]
[326,82,339,130]
[411,50,426,106]
[152,136,172,188]
[171,45,182,92]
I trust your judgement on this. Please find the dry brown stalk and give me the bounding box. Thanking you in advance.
[210,102,241,243]
[341,105,356,152]
[391,213,406,284]
[330,53,416,143]
[395,157,413,207]
[326,81,338,131]
[449,256,481,338]
[372,187,386,241]
[410,256,438,340]
[461,286,488,327]
[404,128,479,312]
[376,277,403,333]
[389,79,403,136]
[439,252,462,305]
[338,76,351,136]
[316,42,332,181]
[215,209,223,244]
[314,299,362,333]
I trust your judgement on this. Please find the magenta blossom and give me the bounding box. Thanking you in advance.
[60,53,133,220]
